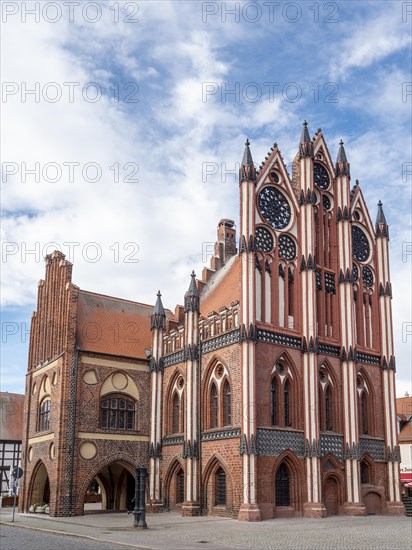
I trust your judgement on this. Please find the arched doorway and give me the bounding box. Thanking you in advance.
[84,461,135,513]
[273,456,302,518]
[29,462,50,508]
[323,477,339,516]
[164,460,185,511]
[364,492,382,515]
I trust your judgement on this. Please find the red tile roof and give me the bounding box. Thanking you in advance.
[76,290,174,359]
[396,397,412,416]
[200,256,240,317]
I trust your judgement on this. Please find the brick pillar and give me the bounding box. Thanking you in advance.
[299,123,326,518]
[149,291,166,511]
[181,273,200,516]
[375,204,404,515]
[237,139,261,521]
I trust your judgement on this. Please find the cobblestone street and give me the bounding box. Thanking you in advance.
[1,510,411,550]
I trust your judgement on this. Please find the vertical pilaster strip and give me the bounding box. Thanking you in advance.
[238,140,260,521]
[182,273,200,516]
[299,123,325,517]
[375,204,403,511]
[335,143,364,514]
[150,292,165,508]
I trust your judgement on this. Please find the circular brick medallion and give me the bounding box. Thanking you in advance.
[80,442,97,460]
[112,372,128,390]
[82,370,98,385]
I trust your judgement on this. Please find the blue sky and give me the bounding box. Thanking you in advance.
[1,1,411,395]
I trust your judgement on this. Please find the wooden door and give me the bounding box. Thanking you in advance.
[323,478,338,516]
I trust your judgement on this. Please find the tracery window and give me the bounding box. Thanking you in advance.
[313,162,330,190]
[255,226,274,253]
[270,362,296,429]
[352,226,370,263]
[205,363,232,430]
[258,186,292,229]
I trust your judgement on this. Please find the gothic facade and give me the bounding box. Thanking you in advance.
[20,123,404,519]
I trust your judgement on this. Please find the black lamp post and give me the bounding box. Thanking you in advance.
[132,467,148,529]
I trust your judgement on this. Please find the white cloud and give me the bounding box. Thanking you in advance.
[1,1,411,395]
[330,7,410,79]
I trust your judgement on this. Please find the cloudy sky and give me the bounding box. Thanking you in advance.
[1,1,411,395]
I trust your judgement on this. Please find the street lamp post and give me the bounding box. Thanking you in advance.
[132,467,147,529]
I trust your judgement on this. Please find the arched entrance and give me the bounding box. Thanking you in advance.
[84,461,135,513]
[323,477,339,516]
[29,461,50,507]
[273,455,302,518]
[364,491,382,515]
[164,460,185,511]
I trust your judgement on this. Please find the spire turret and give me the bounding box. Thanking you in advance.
[239,139,256,183]
[150,291,166,329]
[335,140,350,177]
[375,200,389,238]
[299,120,314,158]
[184,271,200,312]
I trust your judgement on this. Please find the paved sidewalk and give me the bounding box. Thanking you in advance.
[1,508,411,550]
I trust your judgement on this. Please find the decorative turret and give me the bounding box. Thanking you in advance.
[184,271,200,312]
[299,120,314,158]
[150,291,165,330]
[239,139,256,183]
[375,200,389,238]
[335,140,350,177]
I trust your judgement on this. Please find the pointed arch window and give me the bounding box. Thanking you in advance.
[360,392,368,435]
[275,463,290,506]
[172,392,180,433]
[360,460,369,484]
[210,383,218,429]
[223,381,231,426]
[271,378,277,426]
[284,380,290,427]
[325,386,332,431]
[39,397,51,432]
[215,467,226,506]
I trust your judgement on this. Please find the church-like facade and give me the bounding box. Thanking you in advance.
[20,123,404,519]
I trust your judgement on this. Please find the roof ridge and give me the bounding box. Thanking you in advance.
[79,289,173,312]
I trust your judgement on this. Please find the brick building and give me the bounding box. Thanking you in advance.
[397,396,412,486]
[0,392,24,494]
[20,123,404,519]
